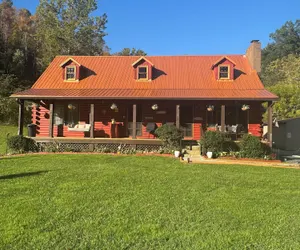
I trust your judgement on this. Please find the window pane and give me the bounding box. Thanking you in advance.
[139,67,147,73]
[67,67,75,73]
[138,73,147,79]
[54,105,64,125]
[220,66,228,72]
[181,123,193,137]
[128,122,142,136]
[67,104,79,127]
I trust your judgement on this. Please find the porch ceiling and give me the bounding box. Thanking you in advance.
[11,88,278,101]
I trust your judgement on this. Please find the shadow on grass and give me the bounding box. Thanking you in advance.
[0,171,48,180]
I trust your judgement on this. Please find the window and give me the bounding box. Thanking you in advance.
[218,65,230,79]
[66,66,76,81]
[181,123,193,137]
[137,66,148,80]
[128,122,142,136]
[67,104,79,127]
[54,105,65,125]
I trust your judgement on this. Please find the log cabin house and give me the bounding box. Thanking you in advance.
[11,40,278,151]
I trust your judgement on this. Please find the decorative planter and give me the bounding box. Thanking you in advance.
[174,150,181,158]
[206,152,213,159]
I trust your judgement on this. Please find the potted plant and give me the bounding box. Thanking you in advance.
[206,150,213,159]
[174,149,181,158]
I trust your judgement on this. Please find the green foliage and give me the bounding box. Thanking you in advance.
[7,135,38,153]
[223,139,240,152]
[261,21,300,120]
[267,83,300,120]
[155,124,183,151]
[115,48,147,56]
[0,125,26,155]
[240,134,270,159]
[0,98,31,125]
[200,131,226,152]
[261,20,300,77]
[36,0,108,69]
[263,54,300,87]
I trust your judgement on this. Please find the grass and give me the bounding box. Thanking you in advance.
[0,155,300,249]
[0,125,27,155]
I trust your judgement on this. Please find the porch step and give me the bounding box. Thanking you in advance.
[183,155,206,162]
[185,148,201,156]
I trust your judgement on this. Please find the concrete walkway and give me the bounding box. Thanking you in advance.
[189,157,300,169]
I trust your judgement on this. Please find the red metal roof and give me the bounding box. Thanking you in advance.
[12,55,278,100]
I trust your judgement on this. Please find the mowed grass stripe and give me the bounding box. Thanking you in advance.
[0,154,299,249]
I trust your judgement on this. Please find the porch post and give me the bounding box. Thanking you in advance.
[17,99,24,136]
[132,104,137,139]
[49,103,54,138]
[221,105,225,132]
[267,101,273,148]
[176,104,180,129]
[90,103,95,138]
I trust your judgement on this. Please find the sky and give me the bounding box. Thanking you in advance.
[13,0,300,55]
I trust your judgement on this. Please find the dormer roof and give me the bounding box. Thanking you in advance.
[131,56,154,67]
[211,56,236,69]
[60,57,81,67]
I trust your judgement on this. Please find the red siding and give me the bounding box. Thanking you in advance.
[32,101,263,139]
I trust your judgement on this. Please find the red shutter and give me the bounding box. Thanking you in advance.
[148,65,152,80]
[76,65,80,80]
[62,67,65,80]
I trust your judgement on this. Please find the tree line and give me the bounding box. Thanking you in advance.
[261,20,300,120]
[0,0,146,124]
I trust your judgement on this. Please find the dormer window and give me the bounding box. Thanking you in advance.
[218,65,230,79]
[60,58,81,82]
[137,66,148,80]
[66,66,76,81]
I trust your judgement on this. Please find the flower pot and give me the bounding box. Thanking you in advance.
[206,152,213,159]
[174,150,181,158]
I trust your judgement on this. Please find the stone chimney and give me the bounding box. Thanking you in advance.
[246,40,261,73]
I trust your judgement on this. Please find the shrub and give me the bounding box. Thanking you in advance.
[7,135,38,154]
[240,134,271,158]
[155,124,183,151]
[200,131,226,153]
[223,140,240,152]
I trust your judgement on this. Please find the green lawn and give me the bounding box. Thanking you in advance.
[0,155,300,249]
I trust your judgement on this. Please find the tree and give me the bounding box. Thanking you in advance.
[35,0,107,69]
[115,48,147,56]
[263,54,300,86]
[261,20,300,81]
[268,83,300,120]
[0,0,16,73]
[262,55,300,120]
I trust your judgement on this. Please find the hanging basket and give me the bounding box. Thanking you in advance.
[151,104,158,110]
[207,105,214,112]
[241,105,250,111]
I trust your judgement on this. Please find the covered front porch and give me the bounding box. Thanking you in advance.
[17,98,274,146]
